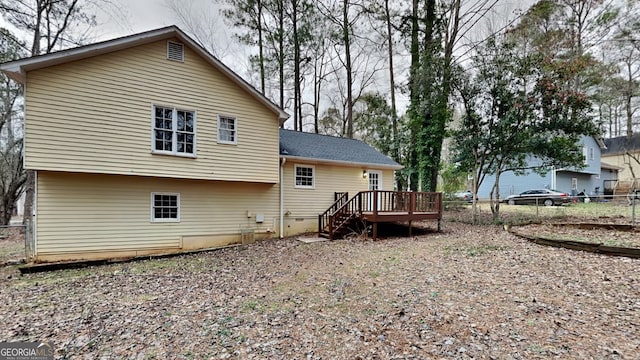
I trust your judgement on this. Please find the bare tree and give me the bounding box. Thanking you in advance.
[610,1,640,137]
[165,0,234,59]
[0,0,99,55]
[0,0,102,224]
[0,29,26,225]
[220,0,268,93]
[318,0,378,138]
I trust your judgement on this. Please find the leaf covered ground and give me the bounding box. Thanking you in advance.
[1,222,638,359]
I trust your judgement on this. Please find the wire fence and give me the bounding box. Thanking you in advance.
[443,194,639,225]
[0,222,29,264]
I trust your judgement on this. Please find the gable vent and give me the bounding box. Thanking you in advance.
[167,41,184,62]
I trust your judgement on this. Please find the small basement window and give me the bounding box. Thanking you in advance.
[151,193,180,222]
[167,41,184,62]
[295,165,314,189]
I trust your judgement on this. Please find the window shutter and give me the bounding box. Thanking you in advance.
[167,41,184,62]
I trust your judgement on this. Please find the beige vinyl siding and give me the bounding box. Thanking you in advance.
[283,161,395,218]
[25,39,279,183]
[36,171,279,257]
[602,154,639,182]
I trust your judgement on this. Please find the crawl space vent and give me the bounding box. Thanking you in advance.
[167,41,184,62]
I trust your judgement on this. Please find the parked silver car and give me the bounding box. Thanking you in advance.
[503,189,571,206]
[453,190,474,202]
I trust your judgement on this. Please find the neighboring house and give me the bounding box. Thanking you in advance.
[0,26,400,262]
[602,134,640,181]
[477,136,607,199]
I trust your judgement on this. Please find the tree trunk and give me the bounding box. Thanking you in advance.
[407,0,420,191]
[278,0,285,117]
[343,0,354,138]
[314,55,320,133]
[293,0,302,132]
[31,0,44,55]
[626,62,633,138]
[22,171,34,225]
[257,0,265,94]
[490,170,502,223]
[421,0,438,192]
[384,0,400,187]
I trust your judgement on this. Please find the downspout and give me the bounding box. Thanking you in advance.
[33,170,38,257]
[280,157,286,238]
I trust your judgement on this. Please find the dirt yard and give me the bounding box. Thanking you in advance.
[0,222,638,359]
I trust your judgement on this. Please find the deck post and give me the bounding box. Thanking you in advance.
[373,222,378,241]
[437,193,442,232]
[409,192,415,215]
[373,190,378,217]
[329,215,334,240]
[409,220,412,238]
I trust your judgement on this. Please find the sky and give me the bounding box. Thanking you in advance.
[1,0,535,128]
[99,0,198,37]
[97,0,534,127]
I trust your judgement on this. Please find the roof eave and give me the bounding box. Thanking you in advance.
[0,26,179,85]
[173,30,289,121]
[0,63,25,83]
[0,25,289,121]
[600,162,623,171]
[281,154,403,170]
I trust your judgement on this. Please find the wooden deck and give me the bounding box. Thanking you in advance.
[319,191,443,240]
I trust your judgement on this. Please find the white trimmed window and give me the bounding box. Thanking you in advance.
[218,115,237,144]
[295,165,315,189]
[151,193,180,222]
[153,106,196,156]
[589,147,594,160]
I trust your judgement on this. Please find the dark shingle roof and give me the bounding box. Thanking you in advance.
[279,129,401,169]
[602,133,640,155]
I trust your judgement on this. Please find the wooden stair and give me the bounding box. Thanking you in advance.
[318,192,361,239]
[613,179,640,199]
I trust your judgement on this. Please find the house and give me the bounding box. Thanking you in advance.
[476,136,612,199]
[0,26,401,262]
[279,129,402,236]
[601,134,640,195]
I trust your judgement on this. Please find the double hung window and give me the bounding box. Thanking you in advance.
[153,106,196,156]
[295,165,314,189]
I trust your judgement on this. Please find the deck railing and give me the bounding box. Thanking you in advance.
[356,191,442,216]
[319,191,442,239]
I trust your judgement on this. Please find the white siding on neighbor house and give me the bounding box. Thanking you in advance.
[36,171,279,256]
[25,39,279,183]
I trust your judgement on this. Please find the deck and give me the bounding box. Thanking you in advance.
[319,191,443,240]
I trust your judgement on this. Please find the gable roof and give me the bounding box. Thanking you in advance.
[602,133,640,156]
[279,129,402,169]
[0,26,288,122]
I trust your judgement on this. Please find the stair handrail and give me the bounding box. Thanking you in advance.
[327,193,363,239]
[318,192,349,234]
